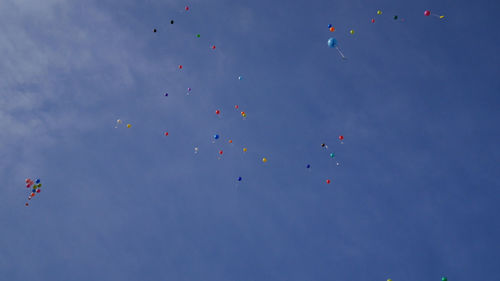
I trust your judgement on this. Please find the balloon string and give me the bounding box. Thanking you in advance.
[335,46,346,59]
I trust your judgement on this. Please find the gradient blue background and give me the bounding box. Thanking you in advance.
[1,0,499,280]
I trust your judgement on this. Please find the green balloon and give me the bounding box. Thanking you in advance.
[441,278,447,281]
[196,34,201,38]
[37,183,42,188]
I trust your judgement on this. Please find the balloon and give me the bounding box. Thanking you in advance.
[164,132,169,136]
[441,278,447,281]
[330,153,335,158]
[30,192,35,197]
[194,147,199,153]
[196,34,201,38]
[36,189,41,193]
[394,15,398,20]
[242,113,247,118]
[219,150,223,155]
[243,148,247,152]
[326,179,331,184]
[25,178,30,183]
[127,124,132,128]
[321,143,327,147]
[117,119,122,124]
[185,6,189,11]
[164,92,168,97]
[153,28,157,33]
[377,10,382,15]
[26,184,30,188]
[327,38,337,48]
[424,10,430,16]
[349,29,354,34]
[25,203,29,206]
[262,157,268,163]
[178,65,183,69]
[306,164,311,168]
[188,88,192,92]
[371,19,375,23]
[228,140,232,143]
[328,24,332,28]
[212,45,216,50]
[37,183,41,188]
[171,20,174,24]
[214,134,220,140]
[241,111,245,116]
[237,176,242,181]
[238,76,243,80]
[35,179,40,184]
[329,27,335,32]
[215,110,220,115]
[339,135,344,140]
[32,189,36,192]
[387,279,392,281]
[235,105,239,109]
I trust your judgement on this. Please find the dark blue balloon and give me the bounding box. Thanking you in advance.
[328,38,337,48]
[328,24,332,28]
[35,179,40,184]
[306,164,311,168]
[214,134,219,139]
[32,189,36,192]
[237,177,242,181]
[164,92,168,97]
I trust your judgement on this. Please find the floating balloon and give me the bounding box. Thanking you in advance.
[243,148,247,152]
[115,119,123,128]
[327,38,346,59]
[328,24,332,28]
[377,10,382,15]
[196,34,201,38]
[185,6,189,11]
[235,105,239,109]
[321,143,328,149]
[214,134,220,140]
[329,27,335,32]
[441,278,447,281]
[424,10,445,18]
[164,92,169,97]
[262,157,268,163]
[306,164,311,168]
[153,28,157,33]
[371,19,375,23]
[241,111,246,116]
[349,29,355,35]
[237,176,242,181]
[194,147,199,153]
[339,135,344,140]
[25,178,43,206]
[171,20,174,24]
[394,15,398,20]
[215,110,220,115]
[219,150,223,155]
[212,45,216,50]
[330,152,335,158]
[228,140,232,144]
[178,65,183,69]
[387,279,392,281]
[127,124,132,128]
[36,189,41,193]
[326,179,331,184]
[238,76,243,80]
[164,132,169,136]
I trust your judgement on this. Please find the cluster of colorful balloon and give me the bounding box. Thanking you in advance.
[25,178,42,206]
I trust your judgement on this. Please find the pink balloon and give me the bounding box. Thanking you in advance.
[424,10,431,16]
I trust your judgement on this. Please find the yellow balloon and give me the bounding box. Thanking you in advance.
[350,29,355,35]
[262,157,267,163]
[126,124,132,128]
[440,15,445,19]
[387,279,392,281]
[242,113,247,117]
[243,148,247,152]
[377,10,382,15]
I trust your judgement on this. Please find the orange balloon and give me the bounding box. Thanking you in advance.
[329,27,335,32]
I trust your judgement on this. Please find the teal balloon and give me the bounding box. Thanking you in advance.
[330,153,335,158]
[327,38,337,48]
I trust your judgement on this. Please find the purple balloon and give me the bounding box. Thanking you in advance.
[188,88,191,91]
[164,92,168,96]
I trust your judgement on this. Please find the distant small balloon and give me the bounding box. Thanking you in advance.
[243,148,247,152]
[36,179,40,184]
[394,15,398,20]
[212,45,216,50]
[127,124,132,128]
[164,92,168,97]
[153,28,157,33]
[25,203,29,206]
[424,10,431,16]
[330,153,335,158]
[441,278,447,281]
[371,19,375,23]
[215,110,220,115]
[219,150,223,155]
[329,27,335,32]
[235,105,239,109]
[262,157,268,163]
[196,34,201,38]
[327,38,337,48]
[179,65,183,69]
[238,76,243,80]
[339,135,344,140]
[328,24,332,28]
[171,20,174,24]
[326,179,331,184]
[164,132,169,136]
[228,140,232,143]
[237,176,242,181]
[36,189,41,193]
[377,10,382,15]
[306,164,311,168]
[214,134,220,140]
[185,6,189,11]
[349,29,355,35]
[188,88,191,91]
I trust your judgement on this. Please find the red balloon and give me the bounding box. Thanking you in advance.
[179,65,183,69]
[30,192,35,197]
[424,10,431,16]
[25,178,30,183]
[36,189,41,193]
[219,150,223,155]
[185,6,189,11]
[326,179,331,184]
[235,105,239,109]
[339,135,344,140]
[25,203,29,206]
[371,19,375,23]
[215,110,220,115]
[212,45,216,50]
[165,132,169,136]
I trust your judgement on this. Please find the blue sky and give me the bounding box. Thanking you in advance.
[1,0,499,280]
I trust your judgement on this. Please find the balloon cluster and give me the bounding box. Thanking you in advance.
[25,178,42,206]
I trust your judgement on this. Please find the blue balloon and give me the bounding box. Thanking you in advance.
[238,76,243,80]
[327,38,337,48]
[164,92,168,97]
[237,176,242,181]
[35,179,40,184]
[328,24,332,28]
[306,164,311,168]
[330,152,335,158]
[214,134,219,140]
[32,189,36,192]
